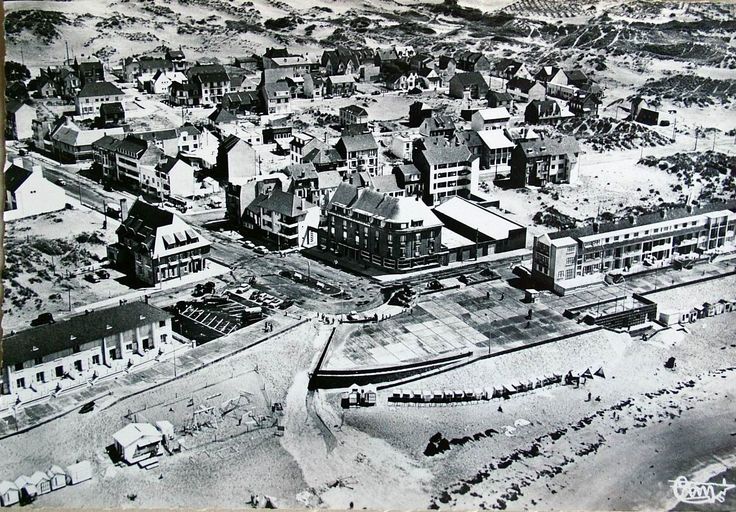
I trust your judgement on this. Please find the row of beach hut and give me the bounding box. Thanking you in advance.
[0,461,92,507]
[388,368,605,405]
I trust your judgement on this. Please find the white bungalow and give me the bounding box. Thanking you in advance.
[0,481,20,507]
[47,466,67,491]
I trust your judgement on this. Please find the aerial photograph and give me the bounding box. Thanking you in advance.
[1,0,735,509]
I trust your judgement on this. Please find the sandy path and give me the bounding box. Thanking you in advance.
[281,368,433,509]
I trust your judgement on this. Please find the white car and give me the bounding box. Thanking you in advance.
[254,246,270,255]
[244,240,255,249]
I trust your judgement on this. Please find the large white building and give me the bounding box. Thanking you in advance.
[4,158,66,221]
[532,203,736,294]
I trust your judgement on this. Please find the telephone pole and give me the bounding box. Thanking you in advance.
[694,127,699,151]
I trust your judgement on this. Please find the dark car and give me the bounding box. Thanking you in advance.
[78,401,95,414]
[30,312,55,327]
[97,269,110,279]
[85,273,100,283]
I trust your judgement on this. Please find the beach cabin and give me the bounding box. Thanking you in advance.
[0,481,20,507]
[47,466,67,491]
[28,471,51,495]
[14,476,36,504]
[113,423,164,465]
[65,461,93,485]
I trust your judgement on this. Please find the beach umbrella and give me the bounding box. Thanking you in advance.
[594,367,606,378]
[581,368,593,379]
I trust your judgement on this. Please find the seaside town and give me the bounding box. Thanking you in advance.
[1,0,735,509]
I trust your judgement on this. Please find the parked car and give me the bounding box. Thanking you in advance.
[30,312,55,326]
[97,269,110,279]
[255,246,270,255]
[244,240,255,249]
[56,178,67,186]
[85,273,100,283]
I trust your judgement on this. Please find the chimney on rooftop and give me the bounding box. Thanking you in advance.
[660,208,667,219]
[120,198,128,219]
[628,214,636,225]
[592,221,600,234]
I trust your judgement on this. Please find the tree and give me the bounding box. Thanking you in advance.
[5,61,30,82]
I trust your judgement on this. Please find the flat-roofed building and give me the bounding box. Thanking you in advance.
[532,202,736,294]
[433,196,527,262]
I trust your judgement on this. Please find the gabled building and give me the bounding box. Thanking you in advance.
[339,105,369,127]
[262,50,311,83]
[321,46,375,76]
[449,72,489,99]
[412,136,479,206]
[4,158,66,222]
[52,121,125,162]
[1,302,173,397]
[155,156,196,198]
[545,68,596,100]
[510,136,580,187]
[525,99,563,124]
[408,101,435,128]
[217,134,259,183]
[455,51,490,73]
[335,132,379,175]
[325,75,356,97]
[392,163,423,197]
[108,199,211,285]
[165,47,187,71]
[123,56,174,82]
[631,97,659,125]
[243,188,320,248]
[75,81,125,116]
[222,91,260,113]
[93,135,167,193]
[319,183,445,272]
[569,91,600,118]
[188,64,230,105]
[5,99,35,140]
[99,102,126,127]
[208,106,238,128]
[491,58,532,81]
[370,174,404,197]
[486,90,514,110]
[419,115,456,139]
[471,107,511,131]
[506,77,546,101]
[260,79,291,115]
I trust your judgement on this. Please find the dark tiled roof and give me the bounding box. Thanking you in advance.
[4,165,33,193]
[336,132,378,153]
[393,163,420,177]
[417,136,472,165]
[455,129,483,148]
[248,189,313,217]
[6,98,30,114]
[494,58,522,73]
[451,72,486,88]
[100,102,124,116]
[134,129,178,142]
[527,99,561,117]
[370,174,401,194]
[2,302,171,367]
[422,115,455,132]
[340,105,368,116]
[507,77,541,93]
[284,163,318,180]
[77,81,123,98]
[116,200,174,248]
[208,106,237,123]
[221,134,245,152]
[518,136,580,159]
[550,200,736,240]
[488,90,512,101]
[303,147,343,165]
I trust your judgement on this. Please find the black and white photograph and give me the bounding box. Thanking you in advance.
[1,0,735,509]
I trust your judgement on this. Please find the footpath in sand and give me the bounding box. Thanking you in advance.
[280,330,433,509]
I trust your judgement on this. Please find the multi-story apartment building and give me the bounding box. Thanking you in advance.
[75,81,125,116]
[412,136,479,206]
[319,183,444,272]
[243,188,320,248]
[260,80,291,115]
[335,132,379,175]
[108,199,212,286]
[93,135,166,191]
[532,202,736,294]
[510,136,580,187]
[188,64,230,105]
[1,302,173,398]
[339,105,369,127]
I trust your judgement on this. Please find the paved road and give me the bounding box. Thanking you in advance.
[8,147,133,214]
